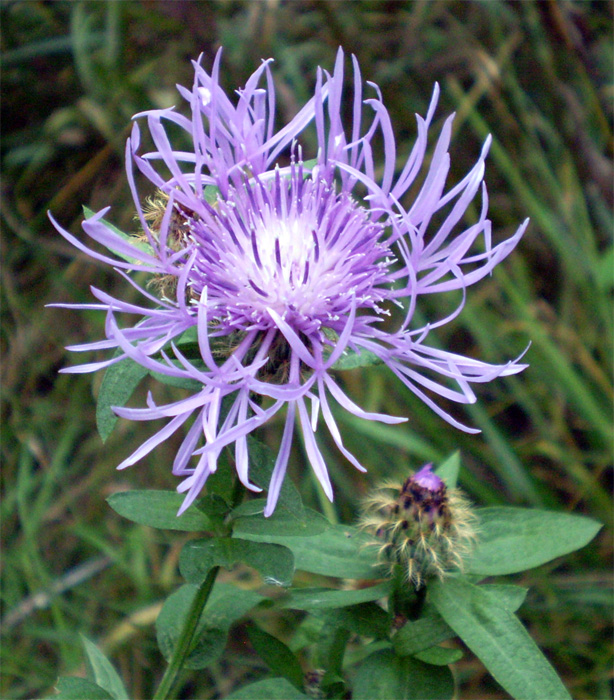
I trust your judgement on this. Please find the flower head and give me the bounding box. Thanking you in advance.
[360,464,478,589]
[51,49,528,516]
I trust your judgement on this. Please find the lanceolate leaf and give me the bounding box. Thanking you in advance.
[106,490,214,531]
[238,523,382,579]
[225,678,309,700]
[321,329,383,370]
[392,585,527,659]
[231,500,329,537]
[430,577,571,700]
[95,327,204,442]
[481,584,528,612]
[96,356,148,443]
[247,624,305,691]
[392,605,455,657]
[467,507,602,576]
[316,621,350,678]
[46,677,114,700]
[353,649,454,700]
[434,451,461,489]
[413,646,463,666]
[79,635,129,700]
[180,537,294,588]
[323,602,390,640]
[149,370,202,391]
[281,582,390,610]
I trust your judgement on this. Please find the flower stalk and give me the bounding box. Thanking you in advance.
[153,473,244,700]
[152,564,220,700]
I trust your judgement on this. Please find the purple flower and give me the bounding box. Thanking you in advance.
[411,464,443,492]
[50,49,528,516]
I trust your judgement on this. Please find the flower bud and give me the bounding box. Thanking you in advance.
[361,464,477,589]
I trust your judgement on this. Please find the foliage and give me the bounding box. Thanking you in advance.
[45,442,600,700]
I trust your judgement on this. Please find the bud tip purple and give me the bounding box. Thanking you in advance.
[411,463,443,491]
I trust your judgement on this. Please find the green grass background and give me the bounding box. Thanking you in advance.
[2,1,612,698]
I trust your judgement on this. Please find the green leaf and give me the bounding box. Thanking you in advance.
[281,581,390,610]
[239,523,383,579]
[247,624,305,691]
[155,326,203,364]
[155,586,223,671]
[96,356,148,443]
[175,326,199,346]
[596,243,614,291]
[196,457,236,506]
[392,605,456,657]
[353,649,454,700]
[331,346,383,370]
[156,583,264,670]
[167,326,201,358]
[106,490,213,532]
[203,185,220,205]
[180,537,294,588]
[321,674,346,699]
[147,328,204,386]
[301,157,318,173]
[435,451,461,489]
[467,507,602,575]
[413,646,463,666]
[316,621,350,677]
[481,584,528,612]
[226,678,309,700]
[321,328,383,370]
[430,577,571,700]
[392,585,527,659]
[83,206,155,264]
[149,370,202,391]
[79,635,128,700]
[195,493,233,527]
[231,500,329,537]
[48,677,114,700]
[321,602,390,640]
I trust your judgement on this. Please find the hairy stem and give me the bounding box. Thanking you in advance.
[152,564,221,700]
[153,472,245,700]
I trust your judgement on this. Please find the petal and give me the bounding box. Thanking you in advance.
[297,397,333,502]
[264,402,296,517]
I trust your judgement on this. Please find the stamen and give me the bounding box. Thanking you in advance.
[248,278,268,297]
[311,229,320,262]
[250,229,262,268]
[274,168,282,213]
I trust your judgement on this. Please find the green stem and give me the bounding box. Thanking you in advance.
[153,564,221,700]
[153,472,245,700]
[389,564,426,621]
[407,584,427,621]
